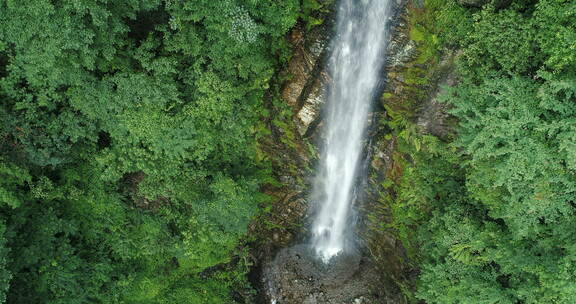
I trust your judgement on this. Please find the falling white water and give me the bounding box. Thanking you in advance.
[311,0,392,262]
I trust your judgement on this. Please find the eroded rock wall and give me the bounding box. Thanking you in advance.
[252,0,460,302]
[282,34,330,139]
[247,12,335,302]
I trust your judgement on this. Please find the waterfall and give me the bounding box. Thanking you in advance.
[311,0,392,262]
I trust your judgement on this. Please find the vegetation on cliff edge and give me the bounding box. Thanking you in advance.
[0,0,317,302]
[381,0,576,303]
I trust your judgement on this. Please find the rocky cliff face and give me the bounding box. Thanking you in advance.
[281,26,329,139]
[246,15,333,302]
[252,0,459,302]
[359,1,462,299]
[255,2,410,303]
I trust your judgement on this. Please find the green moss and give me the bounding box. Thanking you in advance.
[382,92,394,100]
[409,24,426,42]
[300,0,335,31]
[369,1,459,296]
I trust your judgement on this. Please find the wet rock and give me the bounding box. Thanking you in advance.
[416,94,452,139]
[281,26,330,138]
[263,245,404,304]
[387,30,417,68]
[296,79,327,137]
[416,51,459,140]
[370,135,395,173]
[354,297,368,304]
[282,30,321,108]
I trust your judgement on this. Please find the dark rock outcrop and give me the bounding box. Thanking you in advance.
[263,245,404,304]
[281,24,330,138]
[416,50,459,140]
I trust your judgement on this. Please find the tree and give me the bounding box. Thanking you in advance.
[0,0,300,302]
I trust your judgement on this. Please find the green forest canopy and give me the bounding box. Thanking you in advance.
[0,0,302,302]
[1,0,576,303]
[388,0,576,303]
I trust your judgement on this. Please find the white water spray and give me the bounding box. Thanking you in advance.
[311,0,392,262]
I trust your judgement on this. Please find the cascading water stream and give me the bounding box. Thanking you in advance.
[311,0,392,262]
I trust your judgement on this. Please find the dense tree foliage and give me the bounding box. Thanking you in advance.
[0,0,303,302]
[387,0,576,303]
[2,0,574,302]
